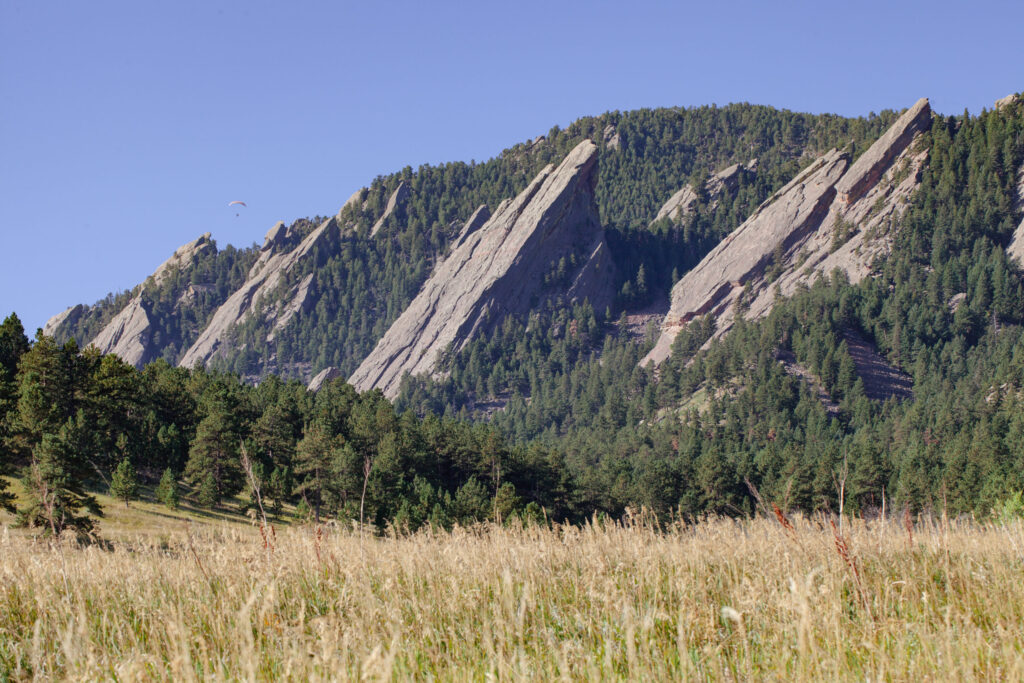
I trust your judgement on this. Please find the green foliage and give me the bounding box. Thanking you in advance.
[155,467,180,509]
[109,457,139,506]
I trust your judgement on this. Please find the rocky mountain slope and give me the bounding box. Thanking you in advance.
[643,98,932,365]
[350,139,615,397]
[43,100,921,384]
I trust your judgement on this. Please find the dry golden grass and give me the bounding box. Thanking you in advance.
[2,511,1024,681]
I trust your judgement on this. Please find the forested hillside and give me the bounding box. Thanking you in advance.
[5,94,1024,536]
[48,103,897,380]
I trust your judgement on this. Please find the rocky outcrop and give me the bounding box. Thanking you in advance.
[644,99,933,366]
[84,233,215,367]
[452,204,491,250]
[43,304,85,339]
[88,298,153,367]
[654,162,754,224]
[995,93,1020,111]
[307,366,341,392]
[179,218,335,368]
[835,98,930,205]
[603,124,620,150]
[350,139,615,397]
[370,182,410,237]
[1006,163,1024,265]
[149,233,214,287]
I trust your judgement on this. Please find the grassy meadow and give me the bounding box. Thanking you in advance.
[2,503,1024,681]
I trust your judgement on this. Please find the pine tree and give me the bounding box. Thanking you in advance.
[155,467,180,508]
[183,384,244,507]
[18,426,101,537]
[109,457,139,507]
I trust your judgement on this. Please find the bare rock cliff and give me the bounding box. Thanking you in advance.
[644,99,932,366]
[1005,162,1024,265]
[350,139,615,397]
[178,219,334,369]
[86,233,214,367]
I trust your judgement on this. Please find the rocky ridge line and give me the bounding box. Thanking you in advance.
[81,233,215,367]
[643,98,932,366]
[349,139,614,398]
[178,219,335,369]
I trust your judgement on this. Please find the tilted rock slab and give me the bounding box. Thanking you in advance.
[653,162,753,224]
[369,181,410,237]
[179,219,335,368]
[643,99,932,367]
[307,366,342,392]
[86,233,214,367]
[350,139,614,398]
[1005,162,1024,265]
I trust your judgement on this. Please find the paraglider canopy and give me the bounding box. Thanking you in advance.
[228,200,247,207]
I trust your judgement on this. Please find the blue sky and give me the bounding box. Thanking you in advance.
[2,0,1021,335]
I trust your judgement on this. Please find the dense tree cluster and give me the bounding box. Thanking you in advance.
[0,316,573,535]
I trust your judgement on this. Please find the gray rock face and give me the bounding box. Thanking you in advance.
[370,182,410,237]
[262,222,287,251]
[452,204,491,250]
[307,366,342,392]
[43,304,85,338]
[835,98,930,205]
[654,162,753,224]
[179,218,335,368]
[1007,163,1024,265]
[350,139,614,397]
[643,99,933,367]
[603,124,620,150]
[89,297,153,367]
[83,233,215,367]
[995,93,1020,110]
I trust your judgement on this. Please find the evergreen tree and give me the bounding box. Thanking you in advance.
[155,467,180,508]
[109,457,139,507]
[18,426,101,536]
[183,383,244,507]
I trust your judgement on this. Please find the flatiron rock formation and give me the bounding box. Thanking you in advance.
[86,233,215,367]
[1005,161,1024,265]
[307,366,342,392]
[653,161,754,224]
[350,139,615,397]
[178,220,334,369]
[644,99,932,366]
[369,182,410,237]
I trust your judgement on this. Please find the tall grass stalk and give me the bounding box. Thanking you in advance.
[2,514,1023,680]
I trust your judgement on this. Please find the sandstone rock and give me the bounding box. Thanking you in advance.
[268,272,315,342]
[835,98,930,205]
[644,99,933,367]
[339,187,366,217]
[307,366,342,392]
[995,93,1020,110]
[948,292,967,312]
[603,124,620,150]
[43,304,85,338]
[262,222,287,251]
[350,139,614,397]
[644,150,849,365]
[88,297,153,367]
[370,182,410,237]
[179,217,336,368]
[653,162,752,224]
[81,233,216,367]
[452,204,491,250]
[149,233,214,288]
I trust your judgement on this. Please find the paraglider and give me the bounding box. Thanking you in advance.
[229,200,246,216]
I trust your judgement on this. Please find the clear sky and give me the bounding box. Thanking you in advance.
[2,0,1021,335]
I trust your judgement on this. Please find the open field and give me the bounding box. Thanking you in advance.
[2,512,1024,681]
